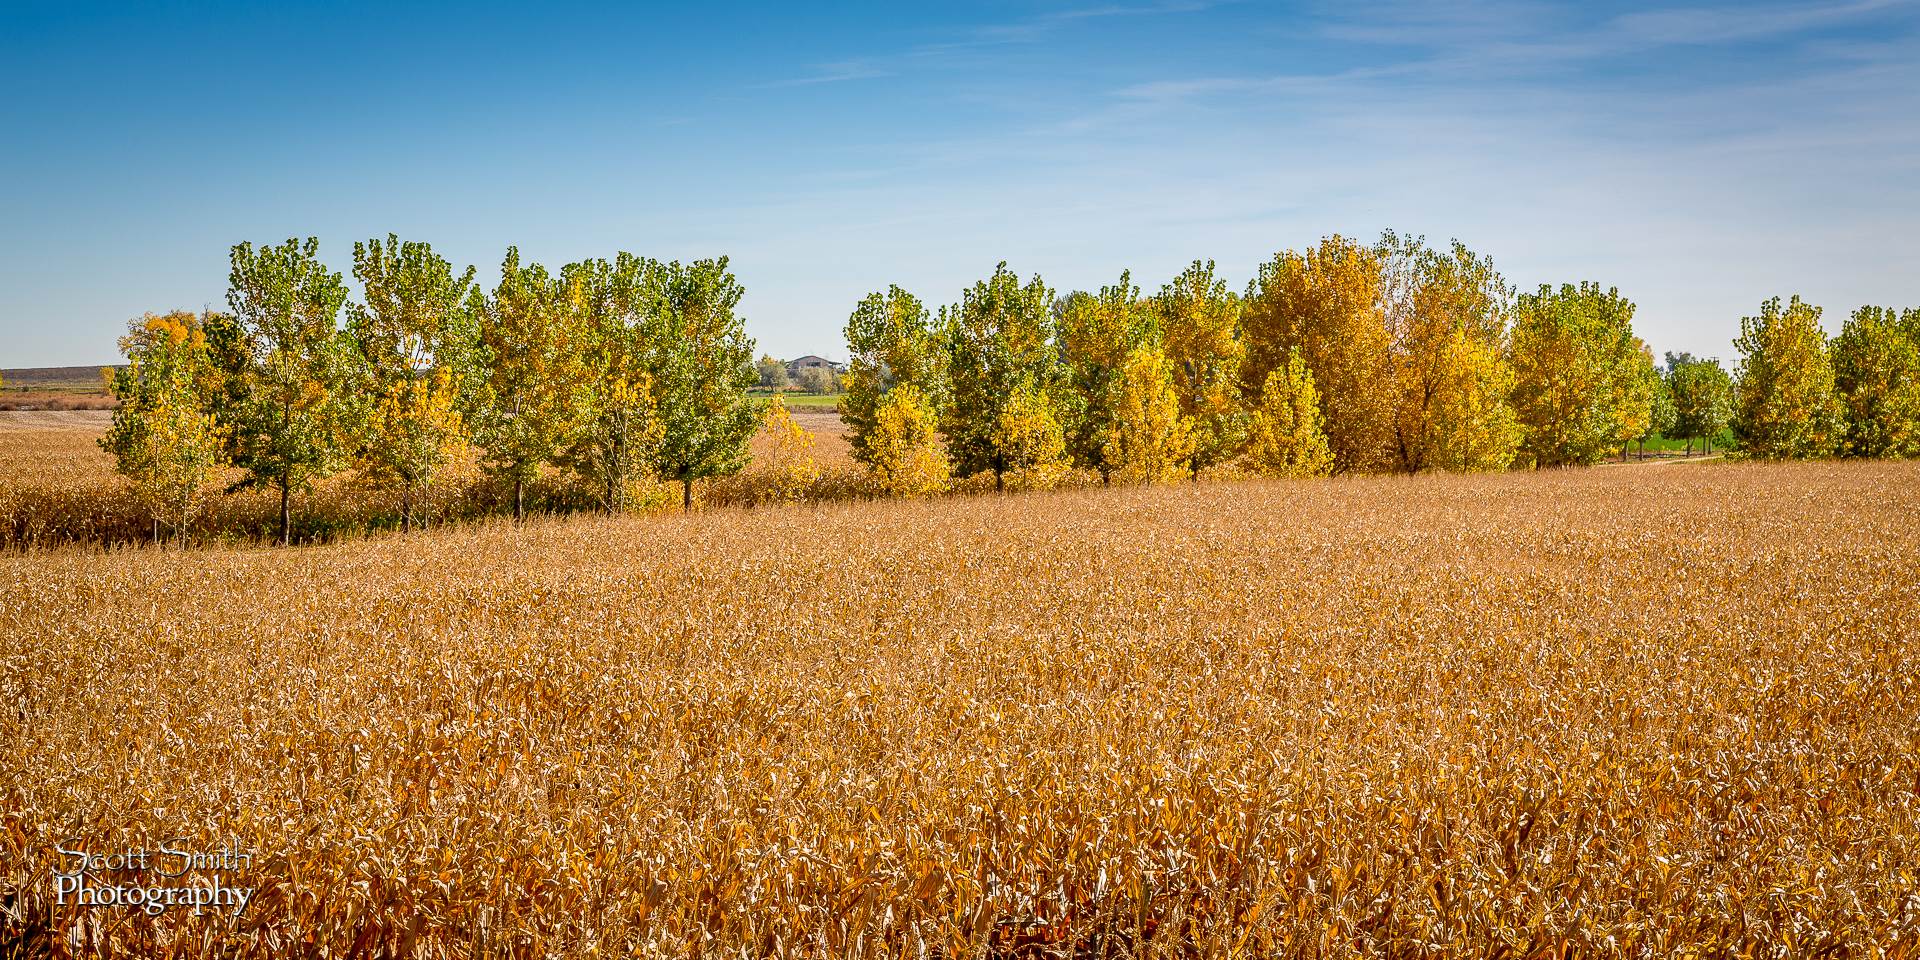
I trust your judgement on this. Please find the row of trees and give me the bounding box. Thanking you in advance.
[101,232,1918,544]
[838,234,1919,494]
[755,356,841,394]
[1734,298,1920,459]
[104,237,760,545]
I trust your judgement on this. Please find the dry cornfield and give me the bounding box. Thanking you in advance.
[2,446,1919,957]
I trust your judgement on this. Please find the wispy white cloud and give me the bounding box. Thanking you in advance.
[769,1,1226,84]
[762,59,890,88]
[1609,0,1905,46]
[1316,0,1916,66]
[971,0,1225,43]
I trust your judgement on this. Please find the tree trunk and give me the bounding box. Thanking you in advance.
[1686,438,1693,457]
[994,469,1004,493]
[278,480,291,547]
[401,487,412,534]
[1099,467,1110,487]
[682,478,693,512]
[514,479,525,522]
[153,517,160,545]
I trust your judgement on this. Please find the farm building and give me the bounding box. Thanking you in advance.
[785,355,847,376]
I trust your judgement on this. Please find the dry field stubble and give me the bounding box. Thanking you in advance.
[3,460,1919,957]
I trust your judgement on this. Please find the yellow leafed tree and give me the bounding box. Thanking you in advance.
[358,370,470,531]
[758,395,822,504]
[865,385,951,497]
[1732,296,1840,459]
[1104,346,1194,484]
[992,384,1071,491]
[1242,237,1394,474]
[100,312,228,545]
[1378,233,1523,472]
[1156,261,1245,478]
[1246,349,1333,478]
[1831,306,1920,458]
[1429,330,1523,471]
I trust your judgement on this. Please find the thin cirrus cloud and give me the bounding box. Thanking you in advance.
[0,0,1914,367]
[729,0,1919,362]
[767,0,1224,86]
[762,60,891,88]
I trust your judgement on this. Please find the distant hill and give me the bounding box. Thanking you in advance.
[0,365,118,410]
[2,365,118,392]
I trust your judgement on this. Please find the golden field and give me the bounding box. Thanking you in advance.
[2,425,1918,956]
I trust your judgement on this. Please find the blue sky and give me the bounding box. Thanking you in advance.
[2,0,1916,367]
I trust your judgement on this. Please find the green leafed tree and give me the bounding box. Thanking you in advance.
[467,247,592,520]
[1665,354,1732,456]
[1639,358,1676,459]
[756,354,789,390]
[1831,306,1920,459]
[648,257,759,510]
[941,263,1061,491]
[1056,276,1154,483]
[843,286,944,471]
[100,312,227,545]
[347,235,478,531]
[1732,296,1841,460]
[214,237,355,545]
[560,254,668,512]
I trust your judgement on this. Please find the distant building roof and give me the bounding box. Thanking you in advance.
[786,355,846,372]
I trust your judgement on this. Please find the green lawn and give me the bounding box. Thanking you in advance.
[749,390,843,411]
[1633,430,1736,455]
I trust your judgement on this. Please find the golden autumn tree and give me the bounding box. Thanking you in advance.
[347,235,477,531]
[1732,296,1841,459]
[991,383,1071,491]
[757,395,822,504]
[1243,237,1394,474]
[1104,345,1195,484]
[865,384,951,497]
[358,371,468,531]
[100,311,227,545]
[1155,261,1245,479]
[1831,306,1920,458]
[1245,349,1333,478]
[1377,233,1523,472]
